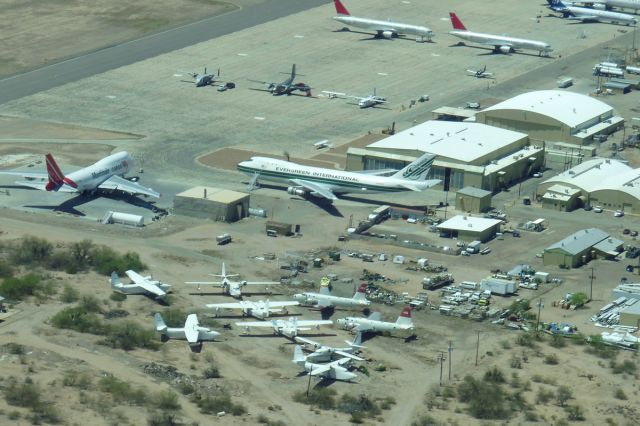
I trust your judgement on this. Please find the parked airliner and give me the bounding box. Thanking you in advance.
[237,152,439,201]
[332,0,433,42]
[547,0,636,25]
[0,151,159,198]
[449,12,553,56]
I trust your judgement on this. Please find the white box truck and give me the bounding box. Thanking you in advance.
[466,241,482,254]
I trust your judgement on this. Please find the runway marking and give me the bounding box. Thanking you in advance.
[106,95,117,99]
[294,35,305,38]
[377,72,388,76]
[254,116,265,120]
[402,1,411,3]
[238,53,248,56]
[440,17,449,21]
[431,53,440,57]
[173,73,183,77]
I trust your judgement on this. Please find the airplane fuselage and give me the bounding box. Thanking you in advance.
[337,317,412,332]
[449,30,553,54]
[295,292,370,308]
[163,326,219,341]
[238,157,434,196]
[61,151,133,193]
[562,5,636,24]
[603,0,640,10]
[334,15,433,40]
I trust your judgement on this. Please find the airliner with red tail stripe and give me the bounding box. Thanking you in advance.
[449,12,553,56]
[332,0,433,42]
[0,151,160,198]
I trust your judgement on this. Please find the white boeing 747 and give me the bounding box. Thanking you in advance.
[547,0,636,25]
[0,152,160,198]
[449,12,553,56]
[332,0,433,42]
[237,152,439,201]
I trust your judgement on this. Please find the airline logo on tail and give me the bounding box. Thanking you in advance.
[396,307,414,329]
[401,154,435,180]
[45,153,77,191]
[334,0,350,16]
[449,12,467,31]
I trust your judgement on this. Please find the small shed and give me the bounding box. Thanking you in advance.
[174,186,249,222]
[619,301,640,328]
[437,215,502,242]
[456,187,492,213]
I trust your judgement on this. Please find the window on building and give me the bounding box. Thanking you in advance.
[364,158,405,171]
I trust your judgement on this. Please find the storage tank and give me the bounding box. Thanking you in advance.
[103,211,144,227]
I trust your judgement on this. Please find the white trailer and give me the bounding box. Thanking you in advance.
[480,277,518,296]
[368,205,391,223]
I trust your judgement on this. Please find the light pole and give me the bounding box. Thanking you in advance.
[475,331,480,367]
[448,341,453,381]
[589,267,596,301]
[535,298,544,335]
[437,352,446,386]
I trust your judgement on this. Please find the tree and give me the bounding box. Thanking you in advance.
[556,385,572,407]
[570,292,588,307]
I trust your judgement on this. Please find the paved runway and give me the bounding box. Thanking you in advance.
[0,0,330,106]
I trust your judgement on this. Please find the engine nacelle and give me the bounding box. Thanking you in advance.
[287,187,307,197]
[382,30,394,39]
[499,45,512,54]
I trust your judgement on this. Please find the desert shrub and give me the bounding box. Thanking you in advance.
[549,334,566,348]
[110,292,127,302]
[102,321,159,351]
[148,411,179,426]
[60,285,79,303]
[0,274,44,300]
[161,309,188,327]
[194,393,246,416]
[612,360,637,375]
[412,415,445,426]
[203,366,221,379]
[5,343,26,355]
[0,259,13,278]
[62,371,92,390]
[151,390,180,411]
[566,405,585,421]
[544,353,559,365]
[51,306,106,334]
[535,387,554,405]
[457,375,507,419]
[516,332,536,348]
[99,376,147,405]
[586,335,618,359]
[614,388,627,400]
[337,394,381,417]
[3,377,61,424]
[10,236,53,265]
[177,382,195,395]
[91,246,145,275]
[79,295,102,313]
[556,385,573,407]
[510,355,522,369]
[293,388,336,410]
[484,366,506,383]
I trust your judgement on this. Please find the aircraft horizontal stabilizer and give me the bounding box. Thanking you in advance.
[309,365,332,376]
[334,350,364,361]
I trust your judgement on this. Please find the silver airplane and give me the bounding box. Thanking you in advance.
[205,299,299,320]
[292,345,357,382]
[295,332,365,363]
[337,307,415,334]
[154,313,220,352]
[236,317,333,339]
[332,0,433,42]
[466,65,494,79]
[249,64,311,96]
[237,152,439,201]
[449,12,553,56]
[185,262,279,298]
[110,270,171,300]
[181,67,220,87]
[294,282,371,309]
[0,152,160,198]
[595,0,640,11]
[547,0,637,25]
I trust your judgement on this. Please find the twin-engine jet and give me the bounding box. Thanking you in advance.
[205,299,299,320]
[337,307,415,334]
[249,64,311,96]
[294,283,371,309]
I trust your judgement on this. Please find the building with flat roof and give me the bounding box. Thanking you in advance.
[455,187,492,213]
[174,186,249,222]
[346,121,542,192]
[437,215,502,242]
[543,228,623,268]
[537,158,640,213]
[475,90,623,145]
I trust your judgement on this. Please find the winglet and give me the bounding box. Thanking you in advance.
[334,0,350,16]
[449,12,467,31]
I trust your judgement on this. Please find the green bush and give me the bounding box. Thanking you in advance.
[293,388,336,410]
[566,405,585,421]
[586,335,618,359]
[3,377,61,424]
[10,236,53,265]
[0,274,44,300]
[0,259,13,278]
[5,342,26,355]
[194,394,246,416]
[51,306,106,334]
[337,394,381,417]
[544,353,559,365]
[60,285,79,303]
[99,376,147,405]
[412,415,445,426]
[91,246,145,276]
[614,388,627,400]
[151,390,181,411]
[612,360,637,375]
[148,411,179,426]
[110,292,127,302]
[556,385,573,407]
[62,371,92,390]
[535,387,554,404]
[102,321,159,351]
[457,375,507,419]
[203,366,221,379]
[484,366,506,383]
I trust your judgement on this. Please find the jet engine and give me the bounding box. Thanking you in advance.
[287,187,307,197]
[499,45,512,54]
[382,30,394,39]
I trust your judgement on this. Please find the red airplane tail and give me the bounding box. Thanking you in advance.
[334,0,350,16]
[45,153,76,191]
[449,12,467,31]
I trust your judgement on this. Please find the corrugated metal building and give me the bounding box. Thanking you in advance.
[174,186,249,222]
[543,228,623,268]
[437,215,502,243]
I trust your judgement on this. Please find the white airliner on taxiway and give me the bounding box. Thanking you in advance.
[547,0,636,25]
[0,152,159,198]
[332,0,433,42]
[449,12,553,56]
[237,152,439,201]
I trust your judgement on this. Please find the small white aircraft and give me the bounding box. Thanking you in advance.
[236,317,333,338]
[337,307,415,333]
[110,270,172,300]
[466,66,493,79]
[322,88,387,108]
[185,262,280,298]
[292,345,358,382]
[332,0,433,42]
[0,152,160,198]
[449,12,553,56]
[238,151,439,201]
[205,299,299,320]
[294,282,371,309]
[295,332,365,363]
[154,313,220,352]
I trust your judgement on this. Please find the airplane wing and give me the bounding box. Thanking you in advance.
[321,90,346,98]
[289,179,337,200]
[184,314,199,343]
[99,175,160,198]
[248,79,271,85]
[235,321,275,328]
[0,171,48,179]
[294,336,322,348]
[334,350,364,361]
[205,302,246,309]
[185,281,224,287]
[295,319,333,327]
[242,281,280,286]
[134,279,166,297]
[12,180,78,192]
[266,301,299,308]
[400,179,441,191]
[309,365,332,376]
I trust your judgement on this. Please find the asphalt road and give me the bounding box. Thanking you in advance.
[0,0,330,106]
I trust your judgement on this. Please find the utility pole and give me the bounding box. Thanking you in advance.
[437,352,445,386]
[535,298,544,335]
[448,341,453,381]
[589,267,596,301]
[306,365,313,397]
[475,331,480,367]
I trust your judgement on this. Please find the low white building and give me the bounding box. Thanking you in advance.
[437,215,502,242]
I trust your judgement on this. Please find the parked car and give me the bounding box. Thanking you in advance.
[532,172,543,178]
[614,210,625,217]
[593,206,604,213]
[631,231,639,237]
